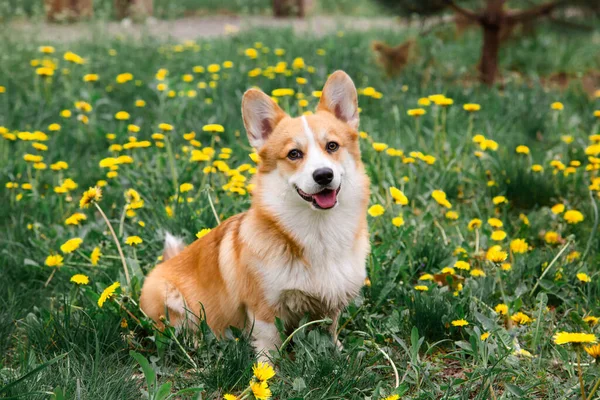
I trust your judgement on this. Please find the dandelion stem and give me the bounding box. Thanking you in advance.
[581,190,598,263]
[280,318,331,352]
[529,239,571,297]
[94,202,130,287]
[587,376,600,400]
[118,207,127,238]
[168,327,198,370]
[205,187,221,226]
[433,220,448,245]
[44,268,56,287]
[578,350,586,400]
[371,342,400,388]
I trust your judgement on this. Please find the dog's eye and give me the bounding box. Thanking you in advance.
[287,149,303,160]
[326,141,339,153]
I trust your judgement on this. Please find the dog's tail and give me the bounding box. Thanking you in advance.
[163,232,185,261]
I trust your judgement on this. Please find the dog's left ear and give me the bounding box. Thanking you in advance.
[317,70,359,130]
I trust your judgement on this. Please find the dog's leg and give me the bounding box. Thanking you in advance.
[250,317,281,363]
[328,309,343,350]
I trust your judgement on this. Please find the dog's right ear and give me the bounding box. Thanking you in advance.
[242,89,288,150]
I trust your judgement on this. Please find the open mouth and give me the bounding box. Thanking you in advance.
[296,185,341,210]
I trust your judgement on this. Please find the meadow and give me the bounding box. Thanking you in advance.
[1,23,600,399]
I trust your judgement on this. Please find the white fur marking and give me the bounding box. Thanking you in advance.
[249,317,281,362]
[163,232,185,261]
[292,116,340,196]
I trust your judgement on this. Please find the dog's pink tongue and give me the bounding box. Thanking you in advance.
[313,189,337,209]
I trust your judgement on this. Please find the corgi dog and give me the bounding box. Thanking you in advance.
[140,70,370,358]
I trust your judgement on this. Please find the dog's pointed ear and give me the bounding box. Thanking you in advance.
[317,71,359,130]
[242,89,288,150]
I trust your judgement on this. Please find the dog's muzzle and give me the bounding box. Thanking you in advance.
[295,185,341,209]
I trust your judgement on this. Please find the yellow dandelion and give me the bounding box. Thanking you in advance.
[510,239,528,254]
[389,187,408,205]
[125,236,143,246]
[65,212,87,225]
[487,218,503,228]
[564,210,584,224]
[180,183,194,193]
[480,332,490,340]
[203,124,225,133]
[567,251,581,263]
[585,344,600,359]
[516,145,530,154]
[196,228,211,239]
[45,254,64,267]
[79,186,102,208]
[468,218,482,230]
[491,230,507,241]
[115,111,130,120]
[407,108,426,117]
[532,164,544,172]
[159,123,174,131]
[392,216,405,227]
[253,362,276,382]
[61,238,83,254]
[250,380,271,400]
[463,103,481,112]
[577,273,591,283]
[91,247,102,266]
[486,246,507,263]
[470,269,486,277]
[553,332,597,345]
[495,303,508,315]
[441,267,456,274]
[511,312,533,325]
[451,319,469,327]
[70,274,89,285]
[414,285,429,291]
[445,211,459,220]
[431,190,452,209]
[544,231,560,244]
[368,204,385,217]
[454,261,470,271]
[372,143,388,152]
[98,282,120,308]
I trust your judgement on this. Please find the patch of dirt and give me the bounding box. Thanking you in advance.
[8,15,401,42]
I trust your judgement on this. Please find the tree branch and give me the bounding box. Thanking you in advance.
[506,0,564,23]
[443,0,480,22]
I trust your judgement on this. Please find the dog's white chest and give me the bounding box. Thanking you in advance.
[259,234,368,310]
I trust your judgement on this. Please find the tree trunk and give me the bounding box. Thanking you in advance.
[479,24,501,85]
[478,0,505,86]
[45,0,93,21]
[272,0,309,17]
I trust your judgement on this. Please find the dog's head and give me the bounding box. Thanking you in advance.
[242,71,366,212]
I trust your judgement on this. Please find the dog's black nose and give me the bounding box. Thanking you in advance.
[313,168,334,185]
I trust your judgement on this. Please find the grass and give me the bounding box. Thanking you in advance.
[1,23,600,399]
